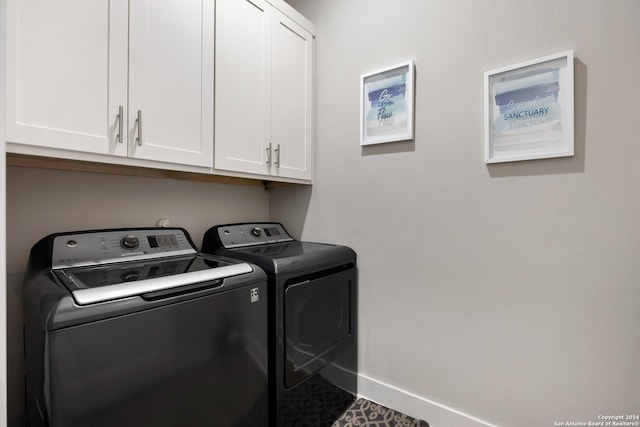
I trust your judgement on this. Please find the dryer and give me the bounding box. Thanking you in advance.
[23,227,269,427]
[202,222,357,427]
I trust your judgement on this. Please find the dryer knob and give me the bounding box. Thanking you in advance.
[120,235,140,250]
[251,227,262,237]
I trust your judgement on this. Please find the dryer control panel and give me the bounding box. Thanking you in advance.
[52,228,196,268]
[215,223,294,248]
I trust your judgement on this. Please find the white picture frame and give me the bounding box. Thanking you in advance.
[484,50,574,163]
[360,60,415,145]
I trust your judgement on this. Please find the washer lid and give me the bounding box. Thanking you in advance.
[56,255,253,305]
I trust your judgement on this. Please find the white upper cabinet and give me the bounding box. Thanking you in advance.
[214,0,272,176]
[5,0,313,181]
[128,0,214,167]
[5,0,128,157]
[215,0,314,181]
[5,0,214,169]
[271,9,313,180]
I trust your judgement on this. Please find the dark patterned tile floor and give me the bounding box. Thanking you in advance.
[332,398,430,427]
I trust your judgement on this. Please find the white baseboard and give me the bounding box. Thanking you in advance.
[357,374,498,427]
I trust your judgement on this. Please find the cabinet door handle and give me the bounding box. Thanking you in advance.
[274,144,280,168]
[266,142,272,167]
[135,110,143,146]
[116,105,124,143]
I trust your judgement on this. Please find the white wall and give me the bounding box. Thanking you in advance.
[273,1,640,426]
[5,166,269,425]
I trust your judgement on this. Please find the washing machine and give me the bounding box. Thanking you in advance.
[23,227,269,427]
[202,222,357,426]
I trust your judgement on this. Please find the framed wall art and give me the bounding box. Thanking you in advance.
[360,60,415,145]
[484,50,574,163]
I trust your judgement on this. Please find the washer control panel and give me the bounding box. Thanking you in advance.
[216,223,294,248]
[52,228,196,269]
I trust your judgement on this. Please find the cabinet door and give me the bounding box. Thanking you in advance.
[5,0,128,156]
[128,0,214,168]
[214,0,272,175]
[271,10,313,180]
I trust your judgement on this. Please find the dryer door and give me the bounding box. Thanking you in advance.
[283,267,355,388]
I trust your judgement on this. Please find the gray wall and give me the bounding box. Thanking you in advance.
[6,166,269,425]
[273,0,640,426]
[6,167,270,272]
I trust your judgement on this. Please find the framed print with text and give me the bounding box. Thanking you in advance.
[360,60,414,145]
[484,50,574,163]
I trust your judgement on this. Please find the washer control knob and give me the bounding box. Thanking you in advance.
[251,227,262,237]
[120,235,139,250]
